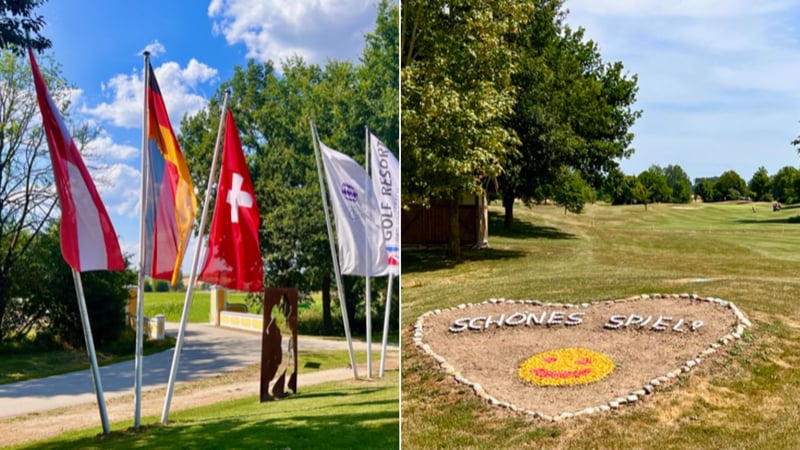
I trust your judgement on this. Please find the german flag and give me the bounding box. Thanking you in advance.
[143,62,197,285]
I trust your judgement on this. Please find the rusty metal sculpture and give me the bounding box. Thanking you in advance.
[260,288,299,402]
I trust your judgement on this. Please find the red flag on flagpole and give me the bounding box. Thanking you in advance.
[29,49,124,272]
[199,109,263,292]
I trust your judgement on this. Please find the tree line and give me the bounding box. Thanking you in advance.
[587,164,800,209]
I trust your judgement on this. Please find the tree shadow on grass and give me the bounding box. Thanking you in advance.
[735,216,800,224]
[402,211,574,274]
[402,246,528,274]
[488,211,575,240]
[25,388,399,450]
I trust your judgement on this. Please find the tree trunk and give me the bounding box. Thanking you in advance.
[321,271,332,335]
[447,196,461,261]
[503,189,515,230]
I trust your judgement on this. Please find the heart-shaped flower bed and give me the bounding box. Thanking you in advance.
[412,294,751,421]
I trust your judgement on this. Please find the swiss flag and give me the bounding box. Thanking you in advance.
[199,109,263,292]
[29,49,124,272]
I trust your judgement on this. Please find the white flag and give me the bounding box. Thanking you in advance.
[369,134,400,275]
[320,142,389,276]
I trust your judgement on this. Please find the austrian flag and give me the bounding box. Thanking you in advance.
[29,49,124,272]
[199,109,263,292]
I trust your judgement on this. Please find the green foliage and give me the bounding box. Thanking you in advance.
[631,178,651,209]
[748,166,772,202]
[771,166,798,203]
[0,48,73,339]
[638,165,672,203]
[402,0,532,205]
[663,164,692,203]
[3,226,135,348]
[0,0,52,54]
[717,170,748,200]
[553,168,589,214]
[153,279,170,293]
[143,279,152,292]
[693,177,718,202]
[500,0,640,227]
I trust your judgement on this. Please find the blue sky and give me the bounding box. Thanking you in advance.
[565,0,800,182]
[36,0,382,272]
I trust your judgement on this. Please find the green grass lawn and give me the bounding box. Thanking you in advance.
[0,336,174,385]
[403,201,800,449]
[142,290,250,323]
[14,372,399,450]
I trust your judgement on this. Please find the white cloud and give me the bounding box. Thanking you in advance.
[208,0,376,67]
[86,59,218,129]
[144,40,166,57]
[92,163,140,218]
[84,132,138,161]
[562,0,800,179]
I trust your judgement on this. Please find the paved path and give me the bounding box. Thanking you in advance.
[0,322,391,419]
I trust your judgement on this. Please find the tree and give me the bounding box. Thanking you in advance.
[663,164,692,203]
[693,177,717,202]
[357,0,399,151]
[553,168,589,214]
[748,166,772,202]
[637,166,671,203]
[501,0,640,228]
[771,166,798,204]
[4,225,134,348]
[402,0,533,259]
[0,49,76,336]
[0,0,51,55]
[716,170,747,201]
[631,179,651,211]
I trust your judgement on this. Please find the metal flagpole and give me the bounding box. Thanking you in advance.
[71,269,110,434]
[161,90,231,424]
[134,51,152,429]
[379,272,394,377]
[364,126,372,378]
[309,118,359,379]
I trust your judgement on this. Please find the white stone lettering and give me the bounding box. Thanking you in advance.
[468,317,485,331]
[652,316,672,331]
[546,311,565,326]
[449,318,469,333]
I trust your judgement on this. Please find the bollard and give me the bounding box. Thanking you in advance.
[155,314,166,340]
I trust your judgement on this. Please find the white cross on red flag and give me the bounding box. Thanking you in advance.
[199,109,263,292]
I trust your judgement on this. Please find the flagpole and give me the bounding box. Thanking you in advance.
[310,118,359,379]
[71,269,111,434]
[134,51,152,429]
[160,90,231,424]
[364,126,372,378]
[379,272,394,377]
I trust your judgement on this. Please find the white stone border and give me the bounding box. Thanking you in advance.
[412,294,751,422]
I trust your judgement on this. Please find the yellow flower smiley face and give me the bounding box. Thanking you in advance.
[518,348,615,386]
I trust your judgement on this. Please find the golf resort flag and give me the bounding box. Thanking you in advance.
[199,109,263,292]
[143,62,197,285]
[369,134,400,274]
[320,142,388,277]
[29,49,124,272]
